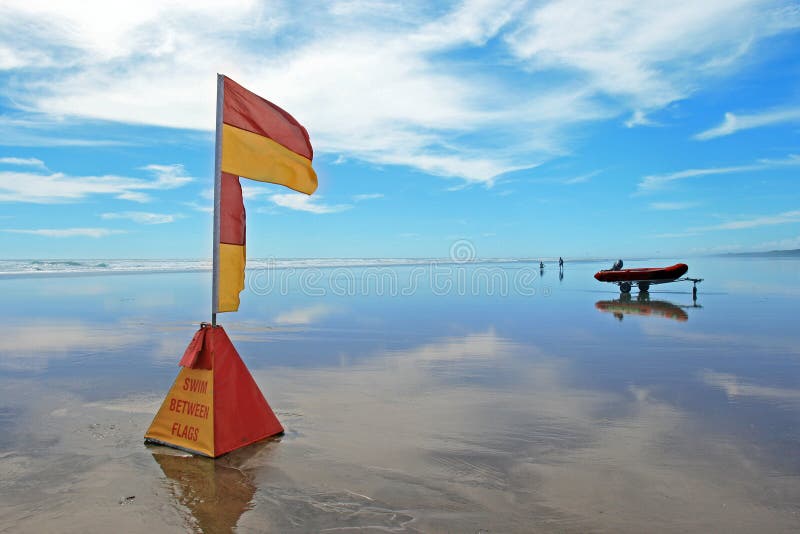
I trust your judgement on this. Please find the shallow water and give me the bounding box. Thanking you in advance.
[1,257,799,532]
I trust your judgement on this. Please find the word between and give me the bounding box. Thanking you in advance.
[168,397,210,419]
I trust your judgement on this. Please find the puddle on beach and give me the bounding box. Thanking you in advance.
[1,258,800,532]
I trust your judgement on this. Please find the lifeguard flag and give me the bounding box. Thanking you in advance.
[216,75,317,313]
[145,324,283,457]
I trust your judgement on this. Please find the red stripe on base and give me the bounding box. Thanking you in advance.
[211,326,284,456]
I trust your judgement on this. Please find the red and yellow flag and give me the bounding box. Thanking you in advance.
[216,76,317,313]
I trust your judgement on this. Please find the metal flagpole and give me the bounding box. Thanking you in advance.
[211,74,224,326]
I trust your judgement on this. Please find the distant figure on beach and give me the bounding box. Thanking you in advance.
[611,259,623,271]
[539,261,544,269]
[558,257,564,269]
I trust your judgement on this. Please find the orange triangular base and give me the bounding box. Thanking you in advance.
[145,324,283,457]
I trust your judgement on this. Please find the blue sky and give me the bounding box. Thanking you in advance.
[1,0,799,259]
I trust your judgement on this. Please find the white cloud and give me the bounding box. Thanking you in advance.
[638,164,760,193]
[694,210,800,231]
[269,193,351,214]
[636,154,800,193]
[0,161,194,203]
[649,201,699,210]
[654,209,800,239]
[4,228,125,238]
[100,211,178,224]
[116,191,152,203]
[651,231,700,239]
[140,164,193,188]
[624,110,658,128]
[505,0,799,109]
[0,114,134,147]
[562,170,601,184]
[240,184,266,200]
[0,157,46,168]
[0,44,51,71]
[1,1,797,185]
[353,193,384,201]
[694,107,800,140]
[199,183,264,201]
[182,200,213,213]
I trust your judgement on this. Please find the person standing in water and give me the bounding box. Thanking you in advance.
[558,257,564,270]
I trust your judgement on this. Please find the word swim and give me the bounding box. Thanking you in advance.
[183,377,209,394]
[171,422,200,442]
[168,397,210,419]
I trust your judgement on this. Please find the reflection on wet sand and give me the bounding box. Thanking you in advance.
[2,326,799,532]
[150,441,274,533]
[242,330,800,532]
[2,262,800,532]
[595,293,691,322]
[700,370,800,404]
[273,304,337,325]
[0,321,142,371]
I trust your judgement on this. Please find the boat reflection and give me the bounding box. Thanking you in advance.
[150,440,277,532]
[595,293,692,322]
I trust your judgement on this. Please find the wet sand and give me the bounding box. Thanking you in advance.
[2,258,800,532]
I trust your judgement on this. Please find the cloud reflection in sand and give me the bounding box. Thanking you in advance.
[273,304,337,325]
[0,321,142,371]
[240,330,800,532]
[701,370,800,405]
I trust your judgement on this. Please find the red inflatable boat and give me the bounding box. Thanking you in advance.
[594,263,689,293]
[594,263,688,283]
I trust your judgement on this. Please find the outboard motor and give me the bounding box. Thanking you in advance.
[611,259,623,271]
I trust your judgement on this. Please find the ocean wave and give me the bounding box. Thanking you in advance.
[0,257,557,276]
[0,259,211,276]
